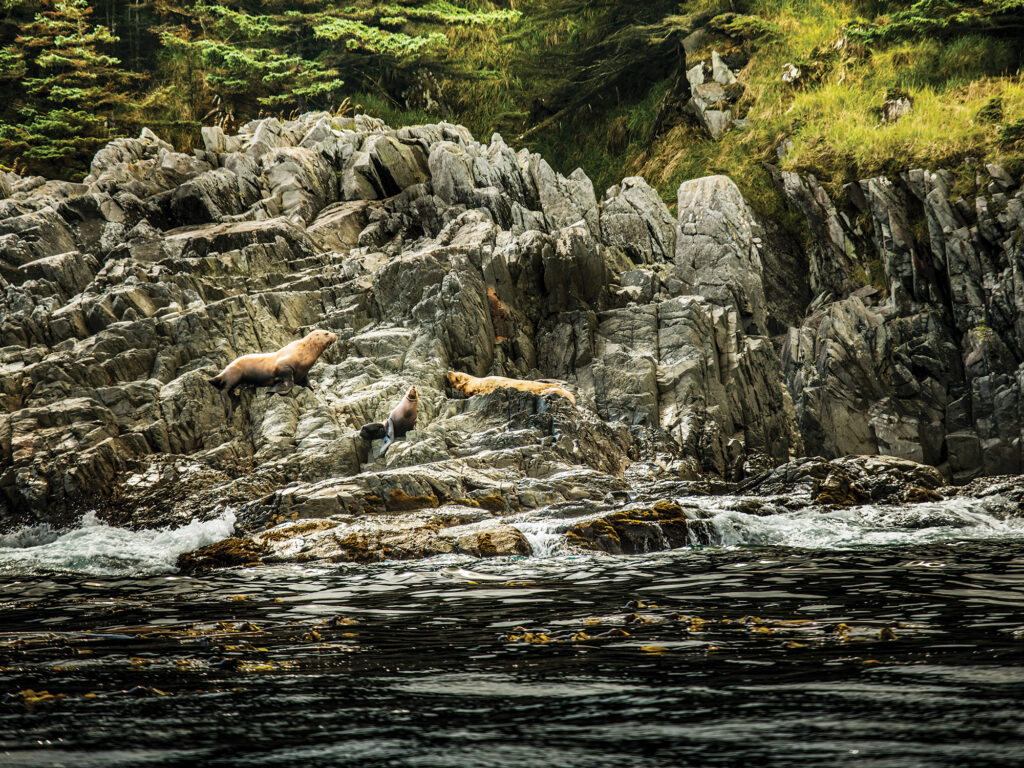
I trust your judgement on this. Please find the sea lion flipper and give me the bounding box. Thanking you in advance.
[219,390,233,419]
[269,367,294,394]
[359,423,387,441]
[379,418,396,456]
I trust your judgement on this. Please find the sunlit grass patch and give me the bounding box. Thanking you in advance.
[634,0,1024,212]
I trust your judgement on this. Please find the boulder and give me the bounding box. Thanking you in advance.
[566,501,697,554]
[600,177,676,265]
[457,526,532,557]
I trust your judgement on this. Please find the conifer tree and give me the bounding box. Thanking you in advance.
[150,1,519,127]
[852,0,1024,42]
[0,0,133,177]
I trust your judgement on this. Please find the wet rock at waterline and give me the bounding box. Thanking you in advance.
[3,113,1024,567]
[735,455,946,507]
[565,500,702,555]
[178,512,532,567]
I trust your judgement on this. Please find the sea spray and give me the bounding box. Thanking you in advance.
[698,495,1024,550]
[0,509,237,577]
[507,494,1024,558]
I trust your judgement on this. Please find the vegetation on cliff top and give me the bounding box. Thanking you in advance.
[636,0,1024,213]
[0,0,1022,211]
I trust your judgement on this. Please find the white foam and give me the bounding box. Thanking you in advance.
[0,510,237,577]
[512,520,569,558]
[0,521,62,549]
[505,494,1024,559]
[700,495,1024,550]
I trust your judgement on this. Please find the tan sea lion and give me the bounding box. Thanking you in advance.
[359,385,418,453]
[446,371,575,404]
[209,329,338,415]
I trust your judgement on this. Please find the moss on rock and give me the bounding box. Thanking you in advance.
[176,537,269,574]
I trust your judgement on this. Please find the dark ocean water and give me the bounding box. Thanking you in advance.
[2,502,1024,767]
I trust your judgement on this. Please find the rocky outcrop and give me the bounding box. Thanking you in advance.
[685,51,748,139]
[566,500,698,554]
[3,110,1023,565]
[736,455,946,507]
[774,164,1024,482]
[1,111,807,537]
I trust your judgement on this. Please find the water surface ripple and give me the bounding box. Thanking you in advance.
[2,538,1024,766]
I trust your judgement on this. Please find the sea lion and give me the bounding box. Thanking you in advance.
[359,385,418,454]
[446,371,575,404]
[209,329,338,415]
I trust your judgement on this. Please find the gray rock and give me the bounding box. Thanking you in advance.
[262,147,337,225]
[307,201,374,253]
[600,176,676,265]
[773,170,860,297]
[712,51,738,85]
[683,29,709,55]
[5,110,1024,560]
[167,165,262,226]
[881,93,913,123]
[675,175,768,335]
[686,63,705,90]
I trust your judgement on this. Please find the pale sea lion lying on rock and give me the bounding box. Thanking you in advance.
[359,385,418,454]
[209,329,337,416]
[446,371,575,405]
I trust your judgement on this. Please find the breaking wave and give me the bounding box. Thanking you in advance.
[701,495,1024,549]
[0,510,236,577]
[514,494,1024,556]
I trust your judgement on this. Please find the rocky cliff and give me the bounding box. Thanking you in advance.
[1,113,1021,560]
[776,165,1024,482]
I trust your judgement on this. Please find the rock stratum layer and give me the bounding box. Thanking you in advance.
[1,113,1022,560]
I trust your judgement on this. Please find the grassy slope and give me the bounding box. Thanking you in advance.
[9,1,1019,220]
[636,0,1024,215]
[344,2,684,202]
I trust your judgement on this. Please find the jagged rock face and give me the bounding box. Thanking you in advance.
[3,109,1020,553]
[775,164,1024,482]
[0,113,803,534]
[736,455,946,507]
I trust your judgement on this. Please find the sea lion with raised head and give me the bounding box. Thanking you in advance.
[359,385,418,454]
[209,329,338,415]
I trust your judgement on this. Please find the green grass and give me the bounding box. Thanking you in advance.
[88,0,1024,223]
[633,0,1024,212]
[345,92,439,129]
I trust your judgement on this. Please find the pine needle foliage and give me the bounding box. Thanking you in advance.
[1,0,1023,206]
[0,0,134,177]
[0,0,521,173]
[850,0,1024,41]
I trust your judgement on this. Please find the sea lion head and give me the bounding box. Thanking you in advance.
[446,371,469,389]
[406,385,418,402]
[301,329,338,360]
[306,329,338,349]
[359,422,388,441]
